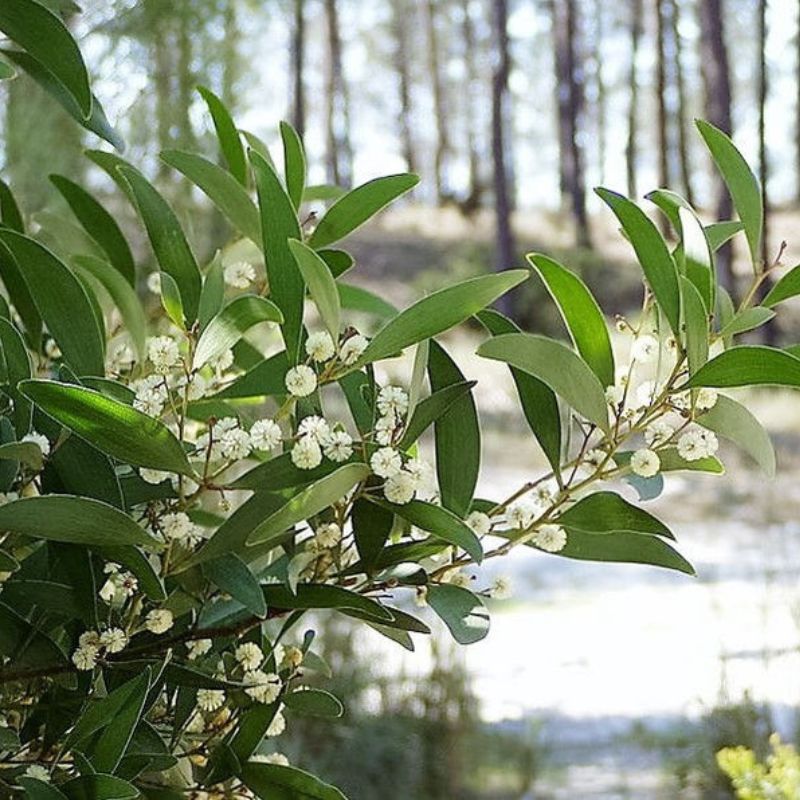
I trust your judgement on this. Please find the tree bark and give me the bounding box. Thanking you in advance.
[655,0,670,192]
[391,0,416,174]
[591,0,607,185]
[290,0,306,139]
[626,0,643,198]
[670,0,695,206]
[425,0,449,203]
[324,0,353,187]
[461,0,482,211]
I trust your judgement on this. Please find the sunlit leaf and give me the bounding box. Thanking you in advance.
[288,238,340,336]
[198,85,247,185]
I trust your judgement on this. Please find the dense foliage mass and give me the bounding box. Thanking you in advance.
[2,3,800,798]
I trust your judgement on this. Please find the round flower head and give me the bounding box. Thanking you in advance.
[146,271,161,294]
[145,608,174,635]
[377,385,409,418]
[323,430,353,462]
[447,570,472,588]
[235,642,264,672]
[22,431,50,458]
[291,436,322,470]
[491,575,513,599]
[465,510,491,537]
[285,365,317,397]
[161,512,196,543]
[244,670,281,704]
[645,419,675,447]
[405,458,436,498]
[677,428,718,461]
[297,415,331,443]
[100,627,128,654]
[370,447,402,478]
[79,630,101,648]
[282,646,304,669]
[605,384,625,407]
[24,765,50,782]
[187,638,212,660]
[220,426,252,460]
[383,470,417,504]
[315,522,342,549]
[223,260,256,289]
[631,334,659,364]
[374,414,397,445]
[72,645,99,671]
[631,448,660,477]
[147,336,180,374]
[266,709,287,737]
[507,500,536,530]
[250,419,282,451]
[339,333,368,365]
[696,387,718,411]
[532,524,567,553]
[305,330,336,362]
[196,688,226,712]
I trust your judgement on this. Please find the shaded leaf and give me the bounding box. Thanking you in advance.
[684,346,800,390]
[427,584,489,645]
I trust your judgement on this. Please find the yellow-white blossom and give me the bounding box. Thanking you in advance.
[145,609,174,635]
[250,419,282,451]
[223,260,256,289]
[532,524,567,553]
[339,333,368,365]
[305,330,335,362]
[196,688,226,712]
[285,365,317,397]
[370,447,402,478]
[291,436,322,470]
[244,671,281,704]
[631,448,660,477]
[235,642,264,672]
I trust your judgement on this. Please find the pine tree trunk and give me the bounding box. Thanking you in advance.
[670,0,695,206]
[626,0,643,198]
[290,0,306,139]
[426,0,449,203]
[324,0,353,187]
[391,0,416,173]
[462,0,482,210]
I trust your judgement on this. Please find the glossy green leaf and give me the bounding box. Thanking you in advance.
[158,271,185,328]
[0,317,33,436]
[399,380,475,449]
[528,252,614,387]
[653,447,725,474]
[117,165,202,323]
[0,58,15,81]
[696,119,762,263]
[198,85,247,184]
[18,779,68,800]
[0,177,24,232]
[160,150,261,244]
[309,173,419,248]
[284,688,343,718]
[698,394,776,477]
[21,380,194,475]
[596,188,681,335]
[251,150,304,363]
[85,150,135,202]
[319,248,353,278]
[680,276,709,374]
[763,264,800,308]
[261,583,392,622]
[684,346,800,390]
[0,238,41,345]
[288,238,341,336]
[718,306,775,338]
[303,184,347,203]
[204,554,267,618]
[679,206,715,311]
[241,762,349,800]
[338,283,398,319]
[0,495,158,548]
[705,220,745,252]
[557,491,673,538]
[193,294,283,369]
[60,775,140,800]
[212,350,288,399]
[73,255,146,362]
[0,601,68,670]
[232,451,345,492]
[50,175,135,286]
[280,120,306,209]
[351,496,394,572]
[0,0,91,116]
[0,229,105,375]
[427,584,489,645]
[477,332,610,432]
[355,270,528,368]
[198,254,225,330]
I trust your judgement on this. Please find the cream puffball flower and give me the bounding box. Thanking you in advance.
[384,471,417,504]
[370,447,402,478]
[507,500,536,530]
[223,261,256,289]
[187,639,212,660]
[244,670,282,704]
[100,627,128,654]
[645,419,675,447]
[305,330,336,362]
[323,430,353,462]
[465,511,492,536]
[631,334,659,363]
[631,448,661,477]
[147,336,180,374]
[297,415,331,443]
[532,524,567,553]
[196,688,226,712]
[291,437,323,470]
[250,419,282,451]
[235,642,264,672]
[145,609,174,635]
[285,365,317,397]
[72,645,99,671]
[696,387,719,411]
[339,333,368,365]
[377,385,409,418]
[315,522,342,548]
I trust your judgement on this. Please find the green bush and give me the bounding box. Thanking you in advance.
[718,735,800,799]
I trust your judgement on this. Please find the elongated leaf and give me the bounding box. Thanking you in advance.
[698,394,775,477]
[355,270,528,368]
[193,295,283,369]
[18,779,69,800]
[557,492,673,538]
[246,463,370,546]
[0,495,158,548]
[160,150,261,244]
[198,254,225,330]
[528,253,614,387]
[309,174,418,248]
[596,188,681,336]
[652,447,724,474]
[198,86,247,185]
[0,0,91,116]
[262,583,392,622]
[280,120,306,209]
[21,380,194,475]
[427,584,489,645]
[763,264,800,308]
[428,342,480,516]
[0,177,23,232]
[0,57,14,81]
[399,380,475,449]
[288,238,340,335]
[284,688,343,718]
[705,220,744,252]
[679,206,715,311]
[50,175,135,286]
[696,119,762,263]
[232,451,344,492]
[339,283,398,319]
[0,441,41,471]
[0,317,33,436]
[0,230,105,375]
[373,498,482,562]
[718,306,775,337]
[118,166,202,323]
[60,775,139,800]
[0,601,68,670]
[351,496,394,572]
[73,255,146,362]
[85,150,135,202]
[213,350,288,399]
[158,271,185,328]
[0,238,41,345]
[477,332,609,432]
[680,276,709,374]
[204,554,267,618]
[241,762,348,800]
[251,150,304,363]
[684,346,800,390]
[477,309,562,471]
[303,184,346,202]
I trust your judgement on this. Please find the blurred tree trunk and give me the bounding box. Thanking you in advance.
[591,0,607,185]
[698,0,737,301]
[552,0,591,247]
[176,6,195,152]
[757,0,768,267]
[290,0,306,138]
[324,0,353,187]
[492,0,515,315]
[391,0,416,173]
[461,0,482,211]
[655,0,670,234]
[625,0,643,198]
[425,0,450,203]
[670,0,695,206]
[152,14,174,182]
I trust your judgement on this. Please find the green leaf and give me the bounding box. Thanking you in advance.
[0,57,15,81]
[477,332,610,432]
[318,248,354,278]
[705,220,744,252]
[0,495,158,548]
[718,306,775,338]
[303,184,346,203]
[698,394,775,477]
[232,451,345,492]
[50,175,135,286]
[0,230,105,375]
[160,150,261,245]
[100,546,166,601]
[679,206,715,311]
[204,554,267,618]
[261,583,393,622]
[212,350,289,399]
[696,119,763,263]
[0,317,33,436]
[309,174,419,248]
[280,121,306,210]
[0,238,41,345]
[684,346,800,390]
[557,491,673,538]
[596,188,681,336]
[198,86,247,185]
[0,441,42,471]
[241,762,349,800]
[632,447,724,475]
[428,342,480,516]
[0,177,24,232]
[0,601,69,670]
[283,688,343,718]
[680,276,709,374]
[18,779,68,800]
[198,254,225,331]
[60,775,140,800]
[355,270,529,369]
[0,726,20,751]
[339,283,398,319]
[477,309,561,471]
[427,584,489,645]
[251,150,304,363]
[85,150,135,202]
[528,253,614,387]
[158,271,185,329]
[399,380,476,449]
[0,0,91,116]
[246,463,370,547]
[117,165,202,323]
[351,496,394,572]
[21,380,194,475]
[193,295,283,369]
[373,498,482,563]
[763,264,800,308]
[288,239,341,336]
[73,255,146,363]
